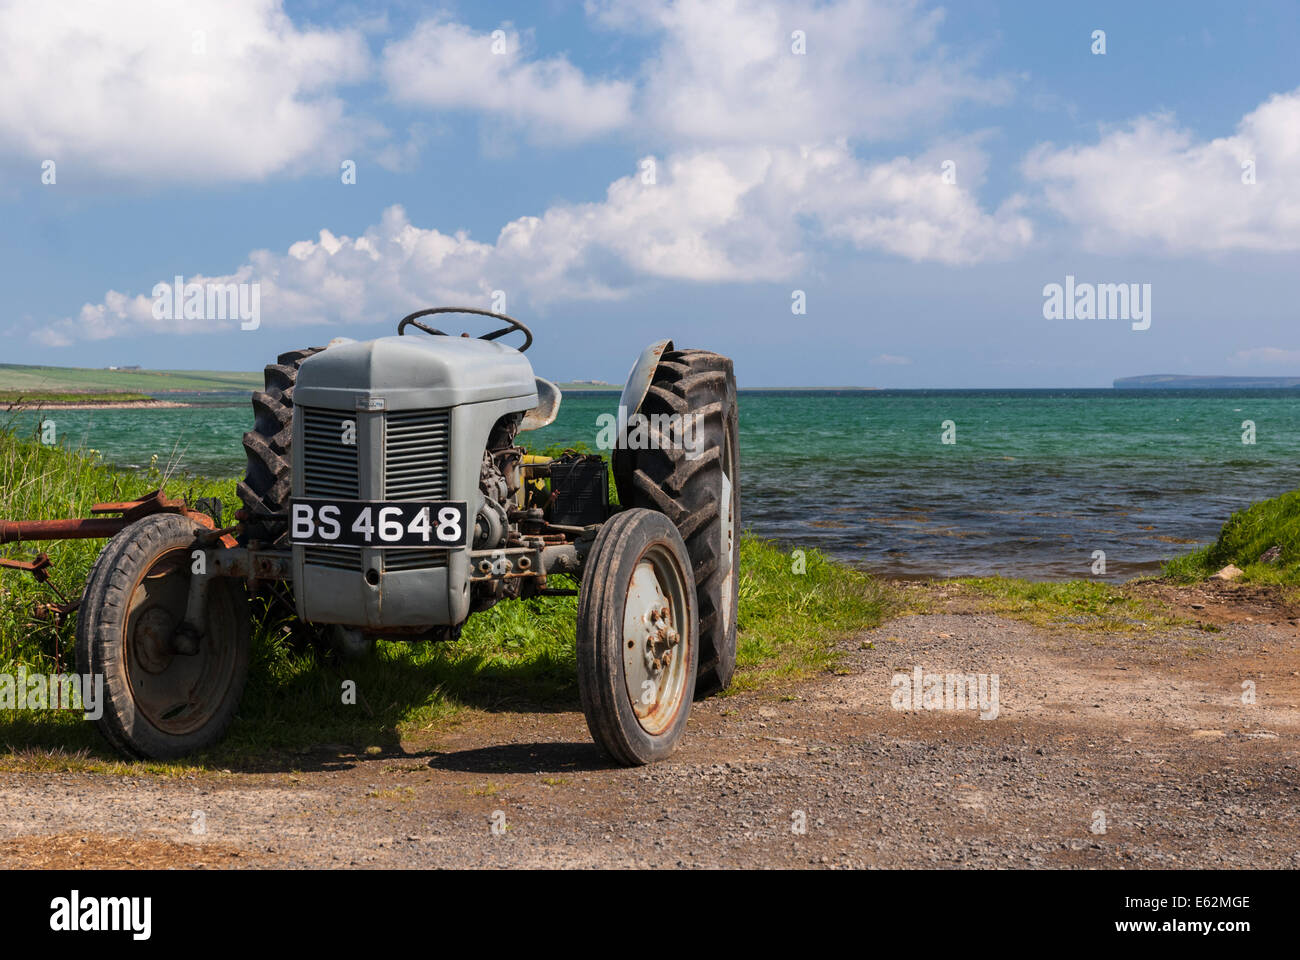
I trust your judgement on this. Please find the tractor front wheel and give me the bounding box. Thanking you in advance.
[75,514,250,759]
[577,508,699,765]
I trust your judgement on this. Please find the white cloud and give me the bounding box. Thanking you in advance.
[380,1,1010,148]
[1227,346,1300,367]
[871,353,913,365]
[0,0,1011,181]
[1023,90,1300,254]
[33,142,1030,342]
[789,141,1031,265]
[0,0,370,181]
[382,18,634,141]
[591,0,1011,145]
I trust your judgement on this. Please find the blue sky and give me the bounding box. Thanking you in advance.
[1,0,1297,387]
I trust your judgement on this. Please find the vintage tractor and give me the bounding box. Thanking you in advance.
[43,308,738,764]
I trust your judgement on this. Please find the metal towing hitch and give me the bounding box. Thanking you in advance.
[0,489,234,629]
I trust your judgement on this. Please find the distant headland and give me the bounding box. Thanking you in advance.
[1115,374,1300,389]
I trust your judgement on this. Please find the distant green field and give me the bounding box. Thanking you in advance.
[0,364,261,394]
[0,392,157,404]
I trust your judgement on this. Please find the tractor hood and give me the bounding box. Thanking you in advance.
[294,335,537,412]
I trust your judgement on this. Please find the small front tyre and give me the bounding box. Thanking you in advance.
[577,509,699,765]
[75,514,251,759]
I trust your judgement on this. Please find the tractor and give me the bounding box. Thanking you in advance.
[67,308,739,764]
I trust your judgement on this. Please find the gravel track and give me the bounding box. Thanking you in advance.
[2,582,1297,869]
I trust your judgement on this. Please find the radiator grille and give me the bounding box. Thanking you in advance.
[302,546,362,571]
[300,406,452,575]
[301,407,359,499]
[384,409,450,499]
[383,549,450,572]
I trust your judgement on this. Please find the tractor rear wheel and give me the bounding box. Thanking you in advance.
[237,346,322,544]
[613,349,739,697]
[577,509,699,765]
[75,514,250,759]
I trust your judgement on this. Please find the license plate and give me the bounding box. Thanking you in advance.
[289,499,469,548]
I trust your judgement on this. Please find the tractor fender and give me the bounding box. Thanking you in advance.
[520,376,562,431]
[618,339,673,418]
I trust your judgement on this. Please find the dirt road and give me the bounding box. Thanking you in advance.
[3,582,1297,869]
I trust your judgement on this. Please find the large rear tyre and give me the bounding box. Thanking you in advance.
[577,509,699,766]
[613,349,739,697]
[75,514,250,759]
[237,346,322,544]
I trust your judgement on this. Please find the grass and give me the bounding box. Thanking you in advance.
[0,428,896,772]
[0,363,261,395]
[1,392,159,405]
[731,538,896,688]
[1163,487,1300,585]
[945,578,1183,632]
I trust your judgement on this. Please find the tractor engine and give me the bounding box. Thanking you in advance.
[285,334,542,632]
[474,414,522,554]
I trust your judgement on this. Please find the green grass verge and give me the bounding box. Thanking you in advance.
[732,538,896,687]
[1,392,158,404]
[946,578,1183,632]
[1163,488,1300,585]
[0,429,895,771]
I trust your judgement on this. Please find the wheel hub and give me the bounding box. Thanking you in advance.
[132,606,176,675]
[122,547,242,737]
[622,550,691,736]
[641,605,679,674]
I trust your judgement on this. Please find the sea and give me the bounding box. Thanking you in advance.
[8,388,1299,582]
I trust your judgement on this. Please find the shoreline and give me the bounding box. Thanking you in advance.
[3,399,190,411]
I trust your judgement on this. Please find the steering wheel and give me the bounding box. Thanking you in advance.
[396,306,533,353]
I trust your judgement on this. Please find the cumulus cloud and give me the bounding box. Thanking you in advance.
[382,18,634,141]
[1023,90,1300,254]
[590,0,1012,145]
[379,1,1010,147]
[0,0,1010,179]
[33,142,1031,343]
[0,0,370,181]
[789,141,1031,264]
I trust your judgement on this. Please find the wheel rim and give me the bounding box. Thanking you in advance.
[123,549,240,737]
[621,541,692,736]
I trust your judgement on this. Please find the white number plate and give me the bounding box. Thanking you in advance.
[289,499,469,548]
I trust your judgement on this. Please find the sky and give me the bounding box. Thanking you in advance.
[0,0,1297,387]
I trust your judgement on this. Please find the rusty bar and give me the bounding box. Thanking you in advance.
[0,487,219,546]
[0,551,51,573]
[0,517,132,544]
[91,489,185,519]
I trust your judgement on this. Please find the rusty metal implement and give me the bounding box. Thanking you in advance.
[0,489,219,545]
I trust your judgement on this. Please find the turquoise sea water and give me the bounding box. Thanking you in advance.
[9,389,1299,581]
